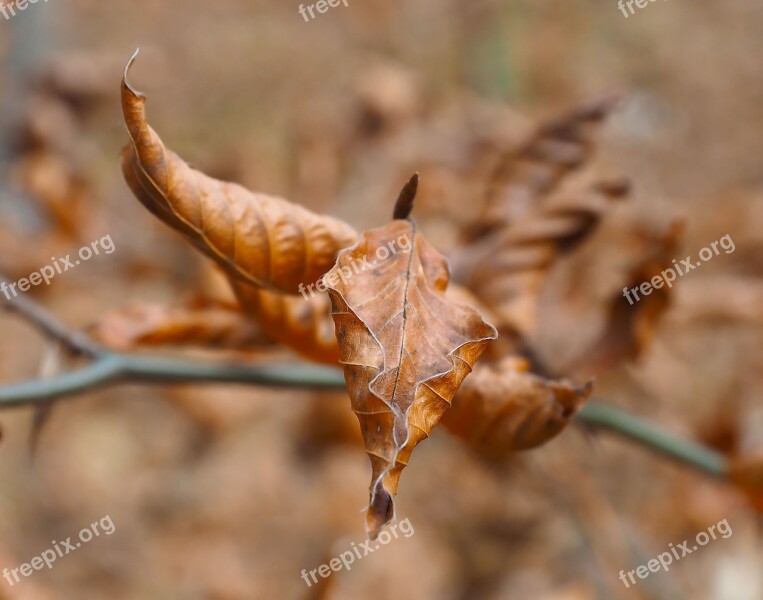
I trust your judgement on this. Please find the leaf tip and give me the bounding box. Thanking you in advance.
[366,480,394,540]
[122,48,145,99]
[392,172,419,221]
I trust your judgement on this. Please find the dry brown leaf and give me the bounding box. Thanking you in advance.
[91,297,268,351]
[229,279,504,367]
[474,95,620,237]
[452,178,629,337]
[562,219,683,373]
[325,218,497,538]
[227,276,505,368]
[442,357,592,456]
[120,51,357,295]
[231,281,340,365]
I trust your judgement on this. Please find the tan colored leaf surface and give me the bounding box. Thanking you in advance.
[231,281,340,365]
[91,297,268,351]
[120,52,357,294]
[325,219,497,538]
[442,357,592,456]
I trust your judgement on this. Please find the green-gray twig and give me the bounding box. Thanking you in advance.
[0,291,729,479]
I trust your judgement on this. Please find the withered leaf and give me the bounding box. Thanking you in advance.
[442,357,592,456]
[325,220,497,538]
[452,179,629,338]
[228,275,501,367]
[232,281,340,365]
[91,297,268,351]
[476,95,621,236]
[120,51,357,295]
[573,222,682,372]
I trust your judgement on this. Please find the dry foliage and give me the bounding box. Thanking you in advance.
[325,217,497,537]
[120,52,357,295]
[441,357,592,457]
[473,94,621,237]
[91,297,269,351]
[452,177,630,338]
[114,53,699,538]
[1,5,763,598]
[232,282,341,365]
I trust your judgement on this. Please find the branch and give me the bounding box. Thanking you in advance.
[0,290,729,479]
[0,353,346,407]
[2,287,102,356]
[576,402,729,478]
[0,285,347,407]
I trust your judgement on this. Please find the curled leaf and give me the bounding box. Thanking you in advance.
[326,220,497,538]
[442,357,592,456]
[91,297,268,351]
[452,179,629,336]
[120,51,357,294]
[231,281,340,365]
[575,222,681,372]
[476,95,621,236]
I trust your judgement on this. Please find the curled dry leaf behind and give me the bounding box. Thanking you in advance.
[474,95,621,238]
[452,178,630,339]
[91,297,269,351]
[231,281,340,365]
[565,220,683,374]
[441,357,592,457]
[120,50,357,295]
[325,219,497,538]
